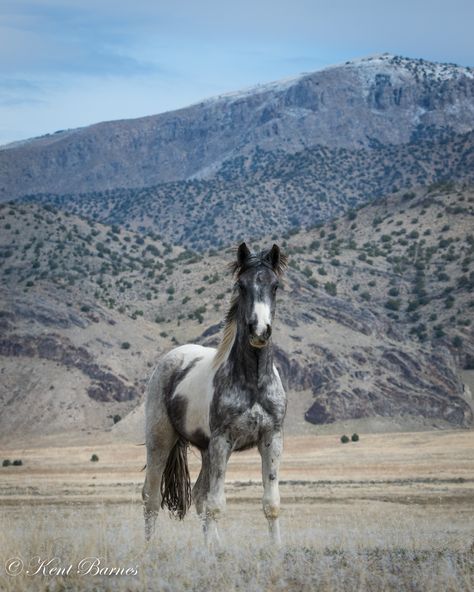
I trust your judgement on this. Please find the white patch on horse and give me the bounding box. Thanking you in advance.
[253,301,271,336]
[169,344,216,438]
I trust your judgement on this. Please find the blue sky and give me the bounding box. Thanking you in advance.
[1,0,473,145]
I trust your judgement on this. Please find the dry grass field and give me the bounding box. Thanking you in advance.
[0,430,473,591]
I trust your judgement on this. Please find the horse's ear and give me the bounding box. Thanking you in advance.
[237,242,251,267]
[265,244,288,276]
[230,242,252,277]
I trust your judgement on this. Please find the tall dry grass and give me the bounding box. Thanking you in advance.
[1,499,472,592]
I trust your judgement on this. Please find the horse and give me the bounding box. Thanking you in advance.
[142,242,288,547]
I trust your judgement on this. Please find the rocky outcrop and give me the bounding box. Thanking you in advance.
[291,344,473,428]
[0,334,139,402]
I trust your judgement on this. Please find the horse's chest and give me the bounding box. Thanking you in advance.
[237,402,272,431]
[212,383,286,450]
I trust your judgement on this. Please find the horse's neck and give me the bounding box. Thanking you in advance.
[228,329,274,389]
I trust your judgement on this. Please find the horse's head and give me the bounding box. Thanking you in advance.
[232,242,287,349]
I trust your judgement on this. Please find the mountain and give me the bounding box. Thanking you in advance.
[1,54,474,201]
[1,184,472,439]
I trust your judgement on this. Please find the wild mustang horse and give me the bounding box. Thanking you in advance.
[142,243,288,547]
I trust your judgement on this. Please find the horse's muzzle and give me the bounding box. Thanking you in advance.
[249,323,272,348]
[249,336,269,348]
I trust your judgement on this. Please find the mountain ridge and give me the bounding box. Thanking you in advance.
[1,53,474,200]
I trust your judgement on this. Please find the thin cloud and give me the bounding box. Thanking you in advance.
[0,1,164,77]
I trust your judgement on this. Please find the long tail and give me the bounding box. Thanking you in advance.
[160,437,192,520]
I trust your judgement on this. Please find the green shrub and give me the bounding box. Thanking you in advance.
[12,459,23,466]
[385,299,401,311]
[351,433,359,442]
[2,459,11,467]
[324,282,337,296]
[340,435,350,444]
[121,342,131,350]
[90,454,99,462]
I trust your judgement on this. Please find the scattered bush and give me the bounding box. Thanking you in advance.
[121,342,131,350]
[347,210,357,220]
[90,454,99,462]
[351,433,360,442]
[12,459,23,466]
[340,435,350,444]
[324,282,337,296]
[2,459,11,467]
[385,299,401,311]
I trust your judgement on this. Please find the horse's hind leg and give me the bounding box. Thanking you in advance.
[192,449,210,517]
[142,435,176,541]
[142,364,178,541]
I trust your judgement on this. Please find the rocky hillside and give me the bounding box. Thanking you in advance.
[1,185,472,438]
[23,129,474,250]
[1,54,474,200]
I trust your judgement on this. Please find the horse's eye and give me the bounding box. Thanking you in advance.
[272,283,279,294]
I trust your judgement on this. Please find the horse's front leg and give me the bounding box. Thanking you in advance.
[203,434,231,548]
[258,430,283,545]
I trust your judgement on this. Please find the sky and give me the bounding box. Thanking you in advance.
[0,0,473,146]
